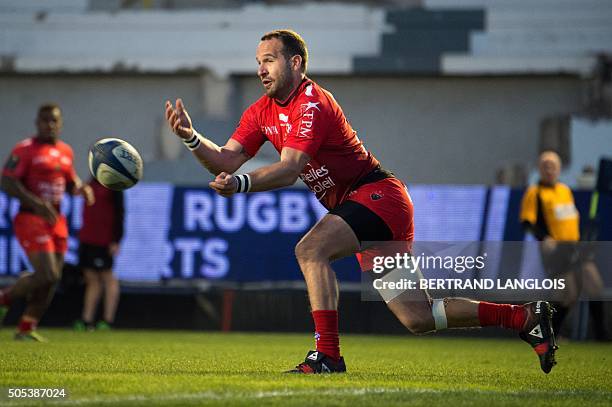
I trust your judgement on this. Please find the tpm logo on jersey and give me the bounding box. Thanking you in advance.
[298,102,319,139]
[301,101,320,112]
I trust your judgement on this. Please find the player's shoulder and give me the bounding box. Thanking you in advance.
[55,140,74,155]
[243,94,271,120]
[14,137,34,149]
[295,79,327,102]
[555,182,573,194]
[10,137,36,156]
[523,184,539,197]
[293,79,336,114]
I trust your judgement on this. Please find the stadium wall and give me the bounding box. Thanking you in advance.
[0,73,583,184]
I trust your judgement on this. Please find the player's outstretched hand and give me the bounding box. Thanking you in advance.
[209,172,237,197]
[165,98,194,140]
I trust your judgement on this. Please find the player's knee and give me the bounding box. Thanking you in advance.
[400,315,434,335]
[84,271,99,285]
[294,238,326,265]
[31,269,59,288]
[44,271,61,286]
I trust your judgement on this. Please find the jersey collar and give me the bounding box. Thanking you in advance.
[33,135,59,145]
[273,77,311,107]
[538,180,557,188]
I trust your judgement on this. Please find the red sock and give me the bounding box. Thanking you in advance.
[0,288,11,306]
[18,318,36,333]
[312,310,340,361]
[478,302,526,331]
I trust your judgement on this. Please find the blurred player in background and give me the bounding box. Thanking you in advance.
[165,30,557,373]
[0,103,94,341]
[521,151,604,336]
[74,178,124,331]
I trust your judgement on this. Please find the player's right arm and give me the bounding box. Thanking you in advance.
[1,150,58,224]
[165,99,250,175]
[519,185,548,241]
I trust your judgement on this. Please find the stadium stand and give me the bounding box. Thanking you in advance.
[1,1,611,76]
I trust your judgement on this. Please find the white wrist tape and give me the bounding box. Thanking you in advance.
[432,299,448,330]
[234,174,252,193]
[183,132,201,151]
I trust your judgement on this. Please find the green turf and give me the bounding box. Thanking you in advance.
[0,329,610,406]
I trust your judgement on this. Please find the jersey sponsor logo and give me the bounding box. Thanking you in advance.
[35,235,51,244]
[32,155,51,165]
[302,101,320,112]
[37,179,67,203]
[300,163,336,201]
[261,125,279,136]
[301,164,329,182]
[4,154,19,170]
[553,203,578,220]
[281,123,292,140]
[278,113,292,139]
[298,103,319,139]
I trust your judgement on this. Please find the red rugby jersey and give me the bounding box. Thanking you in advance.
[2,137,77,211]
[79,179,124,246]
[231,78,379,209]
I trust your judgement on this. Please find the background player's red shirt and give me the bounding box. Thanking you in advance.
[79,179,124,246]
[2,137,77,211]
[231,78,379,209]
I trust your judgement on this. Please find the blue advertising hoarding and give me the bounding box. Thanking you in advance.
[0,184,609,283]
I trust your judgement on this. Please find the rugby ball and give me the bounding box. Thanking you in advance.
[88,138,143,191]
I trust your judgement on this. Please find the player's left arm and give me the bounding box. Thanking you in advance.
[209,147,309,197]
[65,158,95,205]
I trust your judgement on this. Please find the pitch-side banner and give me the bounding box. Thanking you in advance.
[0,184,610,284]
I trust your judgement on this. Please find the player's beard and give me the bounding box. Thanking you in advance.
[265,64,293,101]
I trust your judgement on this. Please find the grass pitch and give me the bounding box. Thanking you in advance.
[0,329,611,406]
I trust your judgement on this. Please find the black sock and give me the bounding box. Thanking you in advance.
[589,301,609,341]
[552,304,568,335]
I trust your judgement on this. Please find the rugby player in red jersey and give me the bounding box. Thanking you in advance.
[164,30,557,373]
[0,104,94,341]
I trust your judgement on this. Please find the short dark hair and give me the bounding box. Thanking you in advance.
[261,29,308,73]
[38,103,61,116]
